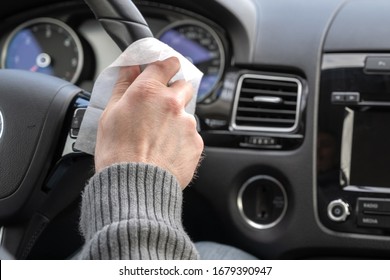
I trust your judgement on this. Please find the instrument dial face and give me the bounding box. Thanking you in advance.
[158,20,225,102]
[1,18,84,83]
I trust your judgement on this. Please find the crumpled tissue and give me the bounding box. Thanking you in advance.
[75,37,203,155]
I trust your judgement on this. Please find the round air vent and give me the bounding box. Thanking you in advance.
[237,175,287,229]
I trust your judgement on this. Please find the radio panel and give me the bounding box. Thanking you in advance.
[317,53,390,236]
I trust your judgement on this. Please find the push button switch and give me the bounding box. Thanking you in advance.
[356,198,390,229]
[331,92,345,103]
[357,215,390,229]
[358,198,390,214]
[331,92,360,104]
[345,92,360,103]
[365,57,390,72]
[70,108,86,138]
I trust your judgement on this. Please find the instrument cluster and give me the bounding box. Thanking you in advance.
[0,3,228,103]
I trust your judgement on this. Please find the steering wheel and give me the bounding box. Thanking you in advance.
[0,0,152,259]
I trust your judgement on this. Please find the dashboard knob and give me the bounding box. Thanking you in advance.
[327,199,350,222]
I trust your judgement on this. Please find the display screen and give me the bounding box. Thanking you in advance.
[341,109,390,188]
[319,58,390,190]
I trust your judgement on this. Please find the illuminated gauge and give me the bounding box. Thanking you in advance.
[158,20,225,102]
[1,18,84,83]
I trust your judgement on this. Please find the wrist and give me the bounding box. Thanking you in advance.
[80,162,184,240]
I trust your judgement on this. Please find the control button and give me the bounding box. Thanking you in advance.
[327,199,350,222]
[205,118,227,129]
[358,198,390,214]
[365,57,390,72]
[357,215,390,229]
[243,136,281,148]
[249,136,275,145]
[345,92,360,103]
[331,92,345,103]
[331,92,360,104]
[70,108,86,138]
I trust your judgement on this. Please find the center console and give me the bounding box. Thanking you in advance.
[318,53,390,236]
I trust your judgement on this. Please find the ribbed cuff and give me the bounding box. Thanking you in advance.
[79,163,199,260]
[80,163,183,240]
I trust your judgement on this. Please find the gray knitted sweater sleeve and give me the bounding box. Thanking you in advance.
[78,162,199,260]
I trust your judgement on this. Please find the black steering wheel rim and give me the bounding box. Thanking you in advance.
[85,0,153,51]
[0,0,152,259]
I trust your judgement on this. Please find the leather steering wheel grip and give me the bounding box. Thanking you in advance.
[84,0,153,51]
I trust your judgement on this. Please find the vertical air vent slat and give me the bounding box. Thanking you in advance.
[231,74,302,132]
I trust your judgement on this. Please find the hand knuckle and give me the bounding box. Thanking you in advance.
[152,57,180,72]
[165,57,180,69]
[186,115,197,130]
[195,133,204,152]
[164,94,182,113]
[184,116,204,151]
[131,80,157,101]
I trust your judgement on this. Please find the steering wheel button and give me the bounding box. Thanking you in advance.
[71,108,86,128]
[70,108,86,138]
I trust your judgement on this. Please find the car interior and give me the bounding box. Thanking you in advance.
[2,0,390,259]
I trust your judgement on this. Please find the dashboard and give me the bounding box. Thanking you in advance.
[2,0,390,259]
[0,1,229,101]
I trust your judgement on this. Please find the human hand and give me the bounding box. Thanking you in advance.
[94,57,204,188]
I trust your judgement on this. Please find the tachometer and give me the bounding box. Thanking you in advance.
[1,18,84,83]
[158,20,225,102]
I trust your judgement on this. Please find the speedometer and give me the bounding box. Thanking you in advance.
[158,20,225,102]
[1,18,84,83]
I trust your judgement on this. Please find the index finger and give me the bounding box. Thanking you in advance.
[106,65,141,109]
[137,57,181,86]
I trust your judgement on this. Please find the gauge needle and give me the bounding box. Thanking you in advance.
[30,65,39,72]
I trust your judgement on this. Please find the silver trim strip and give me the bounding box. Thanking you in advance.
[230,74,303,133]
[322,53,390,70]
[340,107,354,186]
[0,227,4,246]
[253,96,283,104]
[0,110,3,140]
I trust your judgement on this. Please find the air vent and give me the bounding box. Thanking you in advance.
[231,74,302,133]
